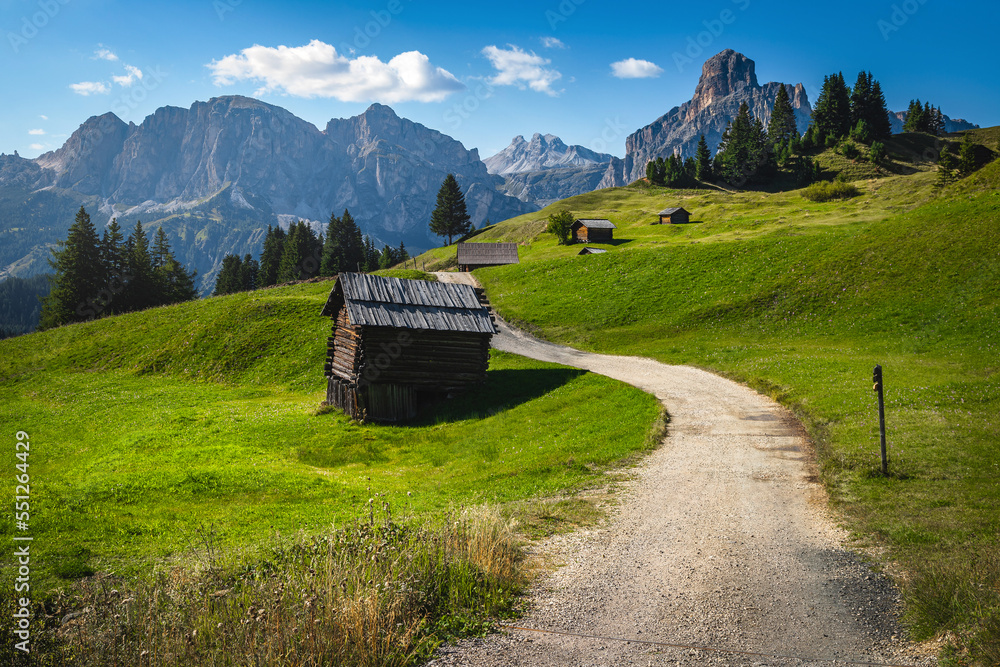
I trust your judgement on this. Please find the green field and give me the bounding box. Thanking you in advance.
[0,280,661,588]
[448,152,999,662]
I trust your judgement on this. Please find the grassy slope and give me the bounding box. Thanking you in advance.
[0,280,661,586]
[457,156,1000,656]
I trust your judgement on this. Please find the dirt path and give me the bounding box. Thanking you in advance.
[430,273,934,666]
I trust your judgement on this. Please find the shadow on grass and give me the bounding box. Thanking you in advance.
[410,367,587,426]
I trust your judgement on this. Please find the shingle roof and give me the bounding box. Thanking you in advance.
[456,242,519,265]
[574,218,617,229]
[658,207,688,215]
[321,273,497,334]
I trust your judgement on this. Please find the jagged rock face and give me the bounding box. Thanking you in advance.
[35,112,130,195]
[3,96,534,292]
[599,49,812,187]
[500,163,609,208]
[484,133,614,176]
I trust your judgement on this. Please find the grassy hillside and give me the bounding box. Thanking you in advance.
[457,156,1000,662]
[0,280,661,590]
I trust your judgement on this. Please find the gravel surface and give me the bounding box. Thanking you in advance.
[430,273,936,667]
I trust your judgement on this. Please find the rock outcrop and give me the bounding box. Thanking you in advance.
[599,49,812,187]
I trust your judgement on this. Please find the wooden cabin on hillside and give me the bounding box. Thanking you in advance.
[456,242,519,272]
[320,273,497,422]
[658,207,690,224]
[571,219,616,243]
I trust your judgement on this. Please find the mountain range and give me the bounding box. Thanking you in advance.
[0,97,533,292]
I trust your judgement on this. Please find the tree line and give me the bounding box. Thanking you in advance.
[644,68,986,190]
[39,207,197,330]
[213,209,410,296]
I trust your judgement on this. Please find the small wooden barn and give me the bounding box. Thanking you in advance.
[320,273,497,422]
[456,242,519,272]
[578,247,607,255]
[658,207,690,224]
[571,218,616,243]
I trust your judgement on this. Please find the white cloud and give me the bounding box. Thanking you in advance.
[113,64,143,87]
[39,115,48,120]
[207,40,465,103]
[541,36,566,49]
[94,47,118,62]
[610,58,664,79]
[70,81,111,95]
[482,44,562,96]
[29,143,44,150]
[28,128,45,135]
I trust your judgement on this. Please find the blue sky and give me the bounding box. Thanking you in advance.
[4,0,998,161]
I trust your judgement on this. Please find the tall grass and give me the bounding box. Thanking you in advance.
[6,503,523,666]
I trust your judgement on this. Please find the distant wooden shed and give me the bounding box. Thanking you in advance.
[320,273,497,422]
[578,247,607,255]
[658,207,690,224]
[571,219,616,243]
[456,242,519,272]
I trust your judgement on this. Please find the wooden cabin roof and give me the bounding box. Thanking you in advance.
[456,242,519,265]
[573,218,617,229]
[321,273,497,334]
[658,207,689,215]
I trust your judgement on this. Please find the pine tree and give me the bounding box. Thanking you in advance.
[277,222,319,283]
[259,225,286,286]
[869,141,887,169]
[151,227,171,270]
[429,174,472,245]
[768,84,799,151]
[811,72,852,141]
[161,257,198,303]
[320,211,343,276]
[715,102,775,186]
[695,134,713,181]
[39,206,104,329]
[240,254,258,291]
[958,133,977,176]
[902,100,924,133]
[214,255,244,296]
[124,220,156,312]
[868,80,892,139]
[99,218,127,313]
[936,148,957,187]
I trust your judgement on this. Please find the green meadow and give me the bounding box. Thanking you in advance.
[0,280,661,589]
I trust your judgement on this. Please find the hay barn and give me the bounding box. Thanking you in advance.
[658,207,690,224]
[456,242,519,272]
[320,273,497,422]
[571,218,616,243]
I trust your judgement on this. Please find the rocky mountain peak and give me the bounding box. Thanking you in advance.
[598,50,811,188]
[484,133,614,176]
[691,49,759,114]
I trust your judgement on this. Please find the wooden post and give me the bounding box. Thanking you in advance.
[873,364,888,475]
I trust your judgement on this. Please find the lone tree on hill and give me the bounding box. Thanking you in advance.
[429,174,472,245]
[546,209,575,245]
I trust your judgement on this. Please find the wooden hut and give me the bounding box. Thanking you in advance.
[658,207,690,224]
[578,247,607,255]
[571,218,616,243]
[320,273,497,422]
[456,242,519,272]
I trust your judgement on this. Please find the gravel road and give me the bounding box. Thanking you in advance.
[430,273,936,666]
